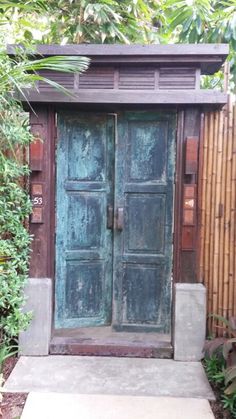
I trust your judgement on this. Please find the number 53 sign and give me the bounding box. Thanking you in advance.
[31,183,44,224]
[32,196,43,206]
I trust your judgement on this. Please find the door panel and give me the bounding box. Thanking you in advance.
[55,112,114,328]
[113,112,176,333]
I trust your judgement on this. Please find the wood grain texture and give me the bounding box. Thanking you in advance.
[21,89,227,105]
[29,107,55,278]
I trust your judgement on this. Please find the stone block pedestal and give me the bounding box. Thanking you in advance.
[173,283,206,361]
[19,278,52,356]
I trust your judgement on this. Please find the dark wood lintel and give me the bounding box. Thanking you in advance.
[22,89,227,105]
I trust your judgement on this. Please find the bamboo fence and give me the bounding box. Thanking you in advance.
[200,95,236,335]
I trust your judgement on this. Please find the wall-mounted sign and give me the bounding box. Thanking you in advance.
[30,182,44,224]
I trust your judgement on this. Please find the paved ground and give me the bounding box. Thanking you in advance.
[21,393,215,419]
[3,356,215,400]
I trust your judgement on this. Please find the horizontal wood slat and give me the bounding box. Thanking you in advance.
[118,68,155,90]
[159,68,196,90]
[79,68,114,89]
[38,70,74,90]
[37,67,199,93]
[199,97,236,336]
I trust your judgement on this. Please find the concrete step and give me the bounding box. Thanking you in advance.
[21,393,215,419]
[3,356,215,400]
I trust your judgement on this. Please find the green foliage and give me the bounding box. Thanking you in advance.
[2,0,234,89]
[204,355,225,385]
[205,314,236,417]
[0,344,18,374]
[205,355,236,416]
[0,31,89,352]
[0,94,33,347]
[164,0,236,90]
[222,393,236,417]
[0,0,165,45]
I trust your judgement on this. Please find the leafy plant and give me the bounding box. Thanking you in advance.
[164,0,236,91]
[222,393,236,417]
[205,314,236,417]
[0,5,89,353]
[204,355,225,385]
[0,344,18,374]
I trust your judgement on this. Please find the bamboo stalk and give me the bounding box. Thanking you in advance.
[227,98,234,319]
[224,62,230,94]
[213,110,224,331]
[218,105,228,332]
[232,103,236,317]
[200,113,209,282]
[223,96,231,321]
[205,112,214,328]
[198,113,205,283]
[210,111,219,329]
[201,96,236,336]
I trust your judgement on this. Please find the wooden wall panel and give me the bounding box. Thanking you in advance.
[29,107,55,278]
[181,109,201,283]
[199,97,236,335]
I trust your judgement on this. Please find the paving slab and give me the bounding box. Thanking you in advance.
[3,356,215,400]
[21,393,215,419]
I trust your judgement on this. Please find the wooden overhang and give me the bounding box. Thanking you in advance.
[8,44,229,105]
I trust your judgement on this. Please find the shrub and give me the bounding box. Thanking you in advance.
[0,48,89,352]
[0,98,33,347]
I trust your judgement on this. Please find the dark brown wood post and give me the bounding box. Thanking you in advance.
[29,106,55,279]
[174,108,201,283]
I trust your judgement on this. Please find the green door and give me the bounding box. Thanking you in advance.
[55,112,114,328]
[55,111,175,332]
[113,112,176,333]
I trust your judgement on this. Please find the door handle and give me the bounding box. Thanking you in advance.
[116,207,124,231]
[107,205,114,229]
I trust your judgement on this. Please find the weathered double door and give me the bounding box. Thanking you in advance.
[55,111,175,333]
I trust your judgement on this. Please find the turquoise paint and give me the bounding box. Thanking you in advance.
[55,113,114,328]
[113,112,176,333]
[55,111,176,332]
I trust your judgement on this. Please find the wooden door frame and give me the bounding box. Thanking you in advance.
[29,105,202,330]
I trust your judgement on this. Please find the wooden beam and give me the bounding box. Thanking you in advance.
[7,44,229,74]
[21,89,227,105]
[7,43,229,57]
